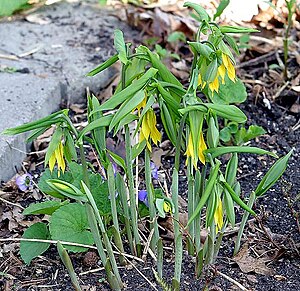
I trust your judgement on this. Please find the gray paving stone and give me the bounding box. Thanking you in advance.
[0,1,136,181]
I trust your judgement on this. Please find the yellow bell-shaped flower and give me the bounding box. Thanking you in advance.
[222,53,236,82]
[214,196,224,233]
[49,141,66,177]
[185,132,207,168]
[139,109,161,151]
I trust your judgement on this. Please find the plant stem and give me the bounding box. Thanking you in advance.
[107,163,125,265]
[145,148,159,251]
[125,125,141,256]
[234,191,256,255]
[171,116,186,289]
[79,143,90,188]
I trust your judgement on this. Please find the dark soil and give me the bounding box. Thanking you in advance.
[1,5,300,291]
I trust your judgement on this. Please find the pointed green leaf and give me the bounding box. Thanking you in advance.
[184,2,210,22]
[86,54,119,76]
[23,200,68,216]
[205,146,278,159]
[255,150,293,196]
[114,29,128,65]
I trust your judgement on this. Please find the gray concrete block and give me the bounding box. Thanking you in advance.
[0,1,136,181]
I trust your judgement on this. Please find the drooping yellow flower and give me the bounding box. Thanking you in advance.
[208,75,220,94]
[185,133,196,167]
[139,109,161,151]
[49,141,66,177]
[214,196,223,233]
[218,64,226,84]
[198,74,206,89]
[222,53,236,82]
[136,96,147,115]
[198,132,207,165]
[185,132,207,168]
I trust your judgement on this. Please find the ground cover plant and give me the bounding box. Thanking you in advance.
[1,1,294,290]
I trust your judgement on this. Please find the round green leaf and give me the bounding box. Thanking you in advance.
[20,222,50,265]
[49,203,94,252]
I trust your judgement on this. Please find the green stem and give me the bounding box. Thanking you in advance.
[108,163,125,265]
[145,148,159,251]
[171,115,186,289]
[125,126,141,256]
[79,143,90,188]
[234,191,256,255]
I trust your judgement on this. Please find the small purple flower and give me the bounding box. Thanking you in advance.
[138,190,149,207]
[112,163,118,177]
[16,173,33,192]
[150,162,158,180]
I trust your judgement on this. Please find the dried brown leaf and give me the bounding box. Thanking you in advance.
[233,243,274,275]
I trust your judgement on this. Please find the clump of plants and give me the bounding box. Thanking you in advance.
[2,2,292,290]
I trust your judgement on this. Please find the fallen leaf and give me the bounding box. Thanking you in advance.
[233,243,274,275]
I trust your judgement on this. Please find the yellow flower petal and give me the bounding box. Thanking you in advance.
[227,61,236,82]
[136,96,147,115]
[208,75,219,94]
[163,201,171,213]
[139,109,161,151]
[141,115,151,140]
[218,64,226,84]
[198,132,207,165]
[222,53,230,68]
[214,196,223,233]
[49,152,56,173]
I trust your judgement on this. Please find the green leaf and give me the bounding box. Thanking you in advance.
[114,29,128,65]
[207,116,219,148]
[220,25,259,34]
[180,103,247,123]
[26,127,49,143]
[140,46,182,87]
[207,77,247,104]
[255,150,293,196]
[213,0,230,20]
[186,161,220,227]
[188,42,214,59]
[49,203,94,252]
[77,115,112,141]
[86,54,119,76]
[160,101,177,145]
[132,140,147,160]
[1,110,68,136]
[90,174,111,216]
[155,198,166,218]
[64,131,77,163]
[184,2,210,22]
[167,31,186,43]
[38,169,73,199]
[225,153,238,186]
[221,181,256,215]
[23,200,68,216]
[223,189,235,226]
[95,67,158,112]
[20,222,50,265]
[220,127,231,142]
[238,125,266,143]
[205,146,278,159]
[108,150,126,171]
[0,0,29,16]
[47,179,87,202]
[109,90,145,130]
[205,58,218,83]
